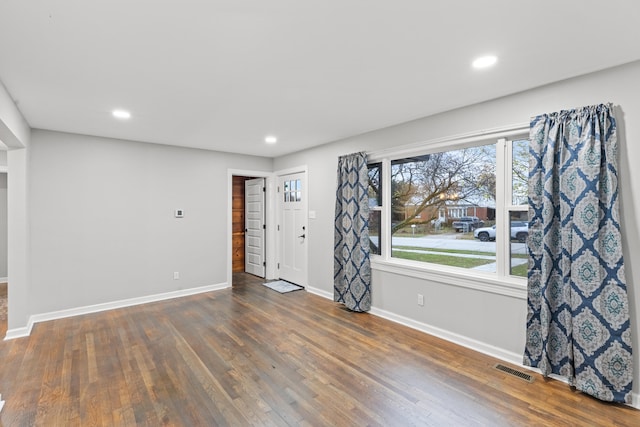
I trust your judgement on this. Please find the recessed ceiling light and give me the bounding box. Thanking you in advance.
[112,109,131,119]
[265,136,277,144]
[472,55,498,69]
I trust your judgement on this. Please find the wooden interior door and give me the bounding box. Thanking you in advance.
[232,176,248,272]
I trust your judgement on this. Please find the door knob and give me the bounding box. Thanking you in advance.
[298,234,306,239]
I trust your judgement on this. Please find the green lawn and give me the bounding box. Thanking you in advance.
[391,245,529,277]
[392,250,495,269]
[510,263,528,277]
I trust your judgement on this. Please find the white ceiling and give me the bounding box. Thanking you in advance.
[1,1,639,157]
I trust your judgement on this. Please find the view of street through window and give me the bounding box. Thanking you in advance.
[369,138,529,278]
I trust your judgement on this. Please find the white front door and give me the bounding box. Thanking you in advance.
[278,172,307,287]
[245,178,265,277]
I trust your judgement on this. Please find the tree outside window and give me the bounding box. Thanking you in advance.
[368,136,529,278]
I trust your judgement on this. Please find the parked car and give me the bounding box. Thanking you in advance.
[474,221,529,243]
[451,216,484,232]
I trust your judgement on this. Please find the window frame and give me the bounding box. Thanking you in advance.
[367,125,529,298]
[504,138,529,278]
[367,162,383,255]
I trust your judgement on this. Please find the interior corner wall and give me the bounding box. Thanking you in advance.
[6,146,29,331]
[0,80,30,149]
[27,130,272,317]
[0,77,31,333]
[273,60,640,390]
[0,173,7,278]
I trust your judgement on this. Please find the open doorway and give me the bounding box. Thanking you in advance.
[231,175,266,278]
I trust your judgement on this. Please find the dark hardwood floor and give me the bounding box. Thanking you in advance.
[0,273,637,426]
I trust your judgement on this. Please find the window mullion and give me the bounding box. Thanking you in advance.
[495,138,508,276]
[381,158,392,260]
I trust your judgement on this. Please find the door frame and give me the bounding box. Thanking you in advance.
[227,169,276,287]
[226,165,308,287]
[275,165,308,286]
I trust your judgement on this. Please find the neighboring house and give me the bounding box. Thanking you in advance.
[438,204,495,223]
[398,203,495,227]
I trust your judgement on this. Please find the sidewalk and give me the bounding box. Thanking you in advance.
[392,234,527,255]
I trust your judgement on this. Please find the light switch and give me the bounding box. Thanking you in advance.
[175,209,184,218]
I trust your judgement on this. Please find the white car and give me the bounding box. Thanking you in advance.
[474,221,528,243]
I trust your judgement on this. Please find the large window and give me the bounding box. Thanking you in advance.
[369,133,529,281]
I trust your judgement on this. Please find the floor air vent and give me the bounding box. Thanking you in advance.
[494,364,534,383]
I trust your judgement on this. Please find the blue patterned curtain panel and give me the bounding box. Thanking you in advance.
[524,104,633,403]
[334,152,371,312]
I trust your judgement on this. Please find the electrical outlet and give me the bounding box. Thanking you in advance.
[173,272,180,280]
[418,294,424,306]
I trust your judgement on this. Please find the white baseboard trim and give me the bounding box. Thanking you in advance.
[4,326,31,341]
[4,282,229,340]
[369,306,523,366]
[305,285,333,300]
[0,277,7,283]
[307,286,520,362]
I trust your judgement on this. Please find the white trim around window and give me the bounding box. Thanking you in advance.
[368,123,530,300]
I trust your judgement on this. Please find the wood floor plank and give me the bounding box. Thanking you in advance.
[1,272,638,426]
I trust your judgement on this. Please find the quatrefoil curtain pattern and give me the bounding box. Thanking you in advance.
[524,104,633,403]
[334,152,371,312]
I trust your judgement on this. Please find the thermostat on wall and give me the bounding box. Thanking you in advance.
[175,209,184,218]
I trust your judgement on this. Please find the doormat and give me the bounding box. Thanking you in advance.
[263,280,304,294]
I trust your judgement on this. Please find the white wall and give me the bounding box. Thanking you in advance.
[0,151,7,167]
[27,130,272,315]
[274,60,640,397]
[0,80,30,335]
[0,173,7,278]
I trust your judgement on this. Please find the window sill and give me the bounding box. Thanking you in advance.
[371,256,527,300]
